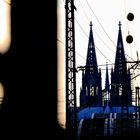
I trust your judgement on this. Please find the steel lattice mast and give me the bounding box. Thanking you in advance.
[65,0,77,137]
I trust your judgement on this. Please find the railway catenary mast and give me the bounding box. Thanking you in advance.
[65,0,77,138]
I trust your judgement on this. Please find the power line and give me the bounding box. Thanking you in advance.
[58,19,113,64]
[77,0,116,55]
[58,37,138,69]
[62,0,134,63]
[75,18,113,64]
[57,39,65,45]
[75,18,88,38]
[77,61,140,112]
[65,0,133,64]
[93,29,115,54]
[78,0,90,22]
[85,0,116,47]
[85,0,134,62]
[76,52,86,61]
[58,37,113,65]
[57,38,86,61]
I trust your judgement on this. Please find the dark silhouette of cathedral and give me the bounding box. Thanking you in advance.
[80,22,102,107]
[111,21,132,107]
[80,21,132,110]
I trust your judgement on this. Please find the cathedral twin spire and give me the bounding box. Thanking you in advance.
[80,21,132,107]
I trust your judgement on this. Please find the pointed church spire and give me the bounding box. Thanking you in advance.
[105,62,110,94]
[86,21,98,73]
[117,21,124,49]
[80,22,102,107]
[118,21,121,30]
[114,21,126,73]
[111,21,132,107]
[90,21,93,30]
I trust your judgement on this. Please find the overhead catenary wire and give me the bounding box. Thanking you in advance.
[57,39,65,45]
[58,21,135,68]
[85,0,134,62]
[123,0,137,63]
[85,0,116,47]
[77,61,140,112]
[58,38,140,69]
[57,38,86,61]
[77,0,116,55]
[63,0,134,64]
[75,18,113,64]
[57,39,116,68]
[60,2,139,70]
[78,0,90,22]
[57,38,130,70]
[63,0,135,64]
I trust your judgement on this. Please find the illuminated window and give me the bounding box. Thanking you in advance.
[90,86,94,96]
[119,85,122,95]
[86,86,88,96]
[96,86,98,95]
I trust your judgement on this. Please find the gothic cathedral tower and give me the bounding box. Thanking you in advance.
[111,21,132,107]
[80,22,102,107]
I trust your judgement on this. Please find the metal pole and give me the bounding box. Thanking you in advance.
[65,0,77,139]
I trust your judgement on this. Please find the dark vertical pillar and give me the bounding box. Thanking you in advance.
[0,0,65,139]
[65,0,77,139]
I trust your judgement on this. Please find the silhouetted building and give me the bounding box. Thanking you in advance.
[77,21,137,140]
[80,21,133,109]
[111,21,132,107]
[80,21,102,107]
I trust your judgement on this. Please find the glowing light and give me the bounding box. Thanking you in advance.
[0,0,11,54]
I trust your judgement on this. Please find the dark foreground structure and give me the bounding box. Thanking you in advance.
[0,0,66,139]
